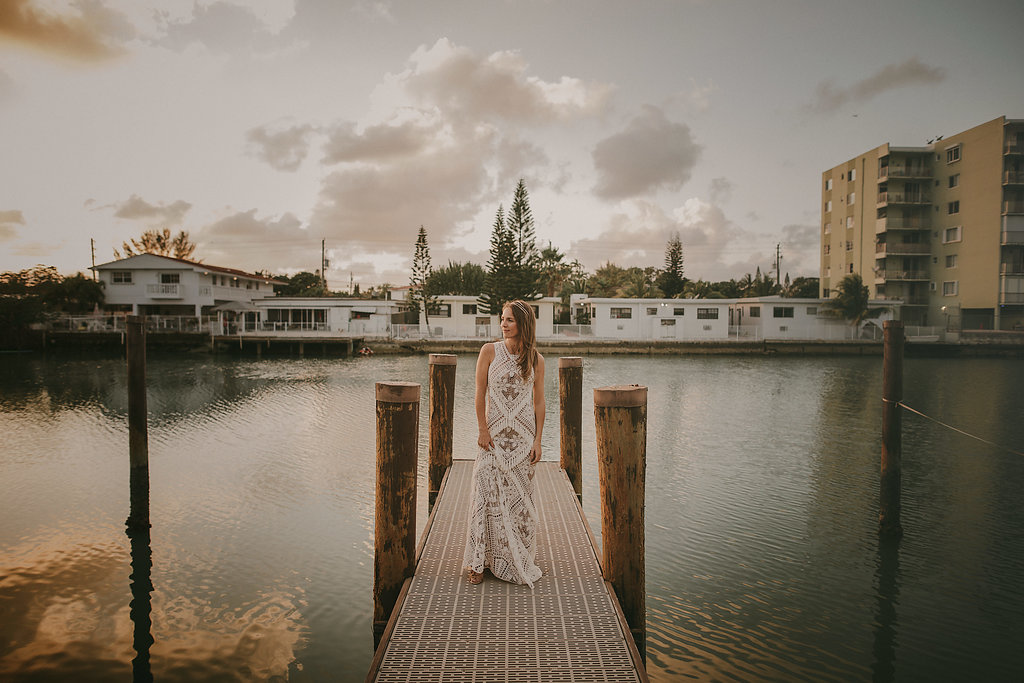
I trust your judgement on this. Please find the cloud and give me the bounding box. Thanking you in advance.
[778,223,819,277]
[246,122,316,172]
[0,209,25,242]
[105,195,192,227]
[0,67,15,103]
[592,106,702,200]
[709,177,733,205]
[322,118,438,164]
[809,57,946,114]
[391,38,613,125]
[156,1,281,53]
[568,198,749,281]
[0,0,133,61]
[198,209,316,272]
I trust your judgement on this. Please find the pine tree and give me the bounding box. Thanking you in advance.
[655,231,686,298]
[409,226,438,328]
[479,206,518,314]
[506,179,541,300]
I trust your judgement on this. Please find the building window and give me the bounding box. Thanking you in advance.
[351,311,371,320]
[846,240,853,251]
[946,145,961,164]
[434,304,451,318]
[943,226,962,243]
[946,254,958,268]
[824,222,831,234]
[773,307,795,318]
[949,173,960,188]
[846,216,854,228]
[825,178,833,191]
[849,169,856,181]
[848,192,855,204]
[696,308,719,320]
[942,281,959,296]
[825,200,832,212]
[610,307,632,319]
[806,307,818,315]
[849,263,854,273]
[673,307,685,316]
[948,200,960,215]
[660,318,676,327]
[160,273,180,284]
[824,244,831,255]
[531,305,539,318]
[112,271,132,284]
[750,306,760,317]
[646,307,658,316]
[462,303,477,315]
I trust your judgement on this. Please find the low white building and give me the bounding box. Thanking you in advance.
[93,254,280,316]
[248,297,402,337]
[405,295,560,339]
[580,297,735,340]
[730,296,901,340]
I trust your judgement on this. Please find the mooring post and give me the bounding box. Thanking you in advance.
[558,357,583,502]
[880,320,904,537]
[126,315,150,532]
[373,381,420,648]
[428,354,457,507]
[594,384,647,662]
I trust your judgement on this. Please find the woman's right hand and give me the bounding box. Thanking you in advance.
[478,428,494,451]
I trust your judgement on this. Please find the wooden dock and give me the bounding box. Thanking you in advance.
[367,459,648,682]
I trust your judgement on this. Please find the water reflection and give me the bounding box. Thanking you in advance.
[128,530,153,683]
[872,536,900,683]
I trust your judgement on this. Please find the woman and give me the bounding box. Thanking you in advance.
[463,299,545,587]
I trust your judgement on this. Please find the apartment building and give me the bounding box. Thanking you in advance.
[821,116,1024,331]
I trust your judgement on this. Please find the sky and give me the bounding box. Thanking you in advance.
[2,0,1023,291]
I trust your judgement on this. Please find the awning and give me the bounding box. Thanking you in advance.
[211,300,260,313]
[353,307,377,314]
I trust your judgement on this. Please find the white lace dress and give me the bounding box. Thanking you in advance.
[463,341,543,587]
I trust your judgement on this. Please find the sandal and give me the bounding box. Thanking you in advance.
[467,569,483,585]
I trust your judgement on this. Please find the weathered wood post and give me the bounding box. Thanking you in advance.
[594,384,647,661]
[128,528,154,683]
[558,357,583,502]
[880,320,904,537]
[428,354,457,507]
[126,315,150,533]
[373,381,420,647]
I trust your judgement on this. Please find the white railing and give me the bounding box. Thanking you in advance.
[552,324,594,337]
[258,321,329,332]
[53,314,214,333]
[145,283,183,298]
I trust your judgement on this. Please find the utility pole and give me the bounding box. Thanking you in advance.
[91,238,97,280]
[775,243,782,290]
[321,239,326,291]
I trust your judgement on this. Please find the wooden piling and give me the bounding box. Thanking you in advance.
[880,320,904,537]
[126,316,150,532]
[428,354,457,507]
[558,357,584,502]
[374,381,421,647]
[594,384,647,661]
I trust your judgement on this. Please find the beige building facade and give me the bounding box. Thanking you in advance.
[821,116,1024,331]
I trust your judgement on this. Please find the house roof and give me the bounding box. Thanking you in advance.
[92,253,285,284]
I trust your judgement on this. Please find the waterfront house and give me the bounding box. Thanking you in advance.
[730,296,902,340]
[579,297,735,340]
[247,297,402,337]
[403,295,560,339]
[92,254,281,318]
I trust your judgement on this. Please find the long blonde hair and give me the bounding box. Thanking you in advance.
[504,300,538,381]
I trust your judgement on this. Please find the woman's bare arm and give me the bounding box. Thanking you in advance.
[529,353,545,464]
[476,343,495,450]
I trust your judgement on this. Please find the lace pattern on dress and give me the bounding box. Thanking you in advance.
[463,341,543,587]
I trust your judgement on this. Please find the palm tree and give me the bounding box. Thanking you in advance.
[825,273,884,326]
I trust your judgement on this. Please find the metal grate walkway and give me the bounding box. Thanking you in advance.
[369,460,645,682]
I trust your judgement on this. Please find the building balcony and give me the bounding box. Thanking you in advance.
[875,216,931,233]
[1000,263,1024,275]
[1006,142,1024,155]
[876,270,930,281]
[875,293,929,306]
[875,242,931,257]
[877,192,931,207]
[146,283,184,299]
[877,166,931,181]
[1001,292,1024,304]
[1004,201,1024,214]
[1004,171,1024,185]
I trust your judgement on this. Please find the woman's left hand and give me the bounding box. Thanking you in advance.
[529,440,542,465]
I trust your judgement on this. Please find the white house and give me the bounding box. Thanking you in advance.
[730,296,901,340]
[92,254,281,317]
[404,295,560,339]
[249,297,402,337]
[580,297,735,340]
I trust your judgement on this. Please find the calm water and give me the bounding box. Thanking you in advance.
[1,351,1022,682]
